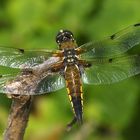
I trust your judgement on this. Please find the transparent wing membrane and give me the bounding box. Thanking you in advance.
[0,46,59,68]
[34,74,65,94]
[0,66,20,93]
[0,71,65,95]
[82,55,140,84]
[78,23,140,59]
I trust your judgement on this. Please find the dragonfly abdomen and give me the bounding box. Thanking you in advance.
[64,64,83,124]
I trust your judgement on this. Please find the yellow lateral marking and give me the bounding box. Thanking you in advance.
[81,93,83,100]
[69,94,84,115]
[81,100,83,107]
[80,86,83,93]
[70,102,75,115]
[65,80,69,86]
[66,87,70,94]
[70,101,76,116]
[68,95,72,102]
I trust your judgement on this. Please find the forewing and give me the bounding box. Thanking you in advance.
[0,46,59,68]
[78,23,140,59]
[34,74,65,94]
[82,55,140,84]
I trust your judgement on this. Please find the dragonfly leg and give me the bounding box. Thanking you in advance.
[66,117,77,131]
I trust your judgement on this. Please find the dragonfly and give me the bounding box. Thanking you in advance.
[0,23,140,128]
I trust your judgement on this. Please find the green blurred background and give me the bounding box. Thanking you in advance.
[0,0,140,140]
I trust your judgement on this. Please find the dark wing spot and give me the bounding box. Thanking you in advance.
[109,58,113,63]
[134,23,140,27]
[19,48,24,53]
[85,63,92,67]
[110,34,116,40]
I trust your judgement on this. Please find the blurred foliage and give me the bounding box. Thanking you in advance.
[0,0,140,140]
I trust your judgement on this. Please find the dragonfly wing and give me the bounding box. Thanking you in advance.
[0,57,64,95]
[0,66,20,94]
[78,23,140,59]
[34,74,65,94]
[82,55,140,84]
[1,73,65,95]
[0,46,59,68]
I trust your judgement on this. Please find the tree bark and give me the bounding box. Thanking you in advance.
[4,95,33,140]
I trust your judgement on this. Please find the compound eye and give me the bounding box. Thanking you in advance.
[65,30,73,37]
[65,32,73,39]
[56,31,63,44]
[56,34,63,44]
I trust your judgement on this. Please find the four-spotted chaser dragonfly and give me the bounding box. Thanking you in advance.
[0,23,140,127]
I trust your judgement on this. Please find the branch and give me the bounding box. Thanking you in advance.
[4,95,33,140]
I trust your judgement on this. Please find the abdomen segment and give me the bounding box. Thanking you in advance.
[64,65,83,124]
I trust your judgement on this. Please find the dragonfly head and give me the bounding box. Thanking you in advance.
[56,29,75,47]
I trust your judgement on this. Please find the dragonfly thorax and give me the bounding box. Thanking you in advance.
[63,49,78,65]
